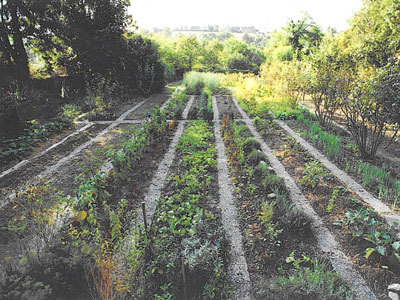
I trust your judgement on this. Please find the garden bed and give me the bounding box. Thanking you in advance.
[255,117,400,299]
[221,116,356,299]
[0,107,179,299]
[138,120,231,299]
[284,115,400,210]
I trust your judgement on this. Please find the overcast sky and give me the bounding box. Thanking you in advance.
[128,0,364,32]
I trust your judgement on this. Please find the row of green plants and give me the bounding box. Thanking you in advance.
[296,112,342,161]
[336,207,400,271]
[221,115,354,299]
[165,85,188,120]
[69,105,179,298]
[142,120,230,299]
[188,88,214,121]
[293,110,400,209]
[0,100,182,299]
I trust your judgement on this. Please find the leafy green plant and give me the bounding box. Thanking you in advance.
[300,160,328,189]
[285,251,311,269]
[326,187,340,213]
[338,207,400,266]
[259,201,275,225]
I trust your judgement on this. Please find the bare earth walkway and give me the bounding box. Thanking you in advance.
[233,97,377,300]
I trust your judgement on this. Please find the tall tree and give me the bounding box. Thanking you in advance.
[0,0,35,80]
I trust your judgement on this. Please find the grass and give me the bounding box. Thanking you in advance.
[257,260,354,300]
[183,71,221,95]
[356,162,400,208]
[297,112,342,161]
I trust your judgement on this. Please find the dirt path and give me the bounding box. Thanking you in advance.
[233,97,377,300]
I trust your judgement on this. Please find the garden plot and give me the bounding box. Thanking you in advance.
[282,115,400,211]
[233,102,399,298]
[215,94,242,119]
[275,119,400,225]
[0,122,142,268]
[231,97,387,298]
[221,116,359,299]
[0,122,92,174]
[0,101,184,298]
[0,123,107,191]
[186,93,214,120]
[125,92,171,120]
[140,120,231,299]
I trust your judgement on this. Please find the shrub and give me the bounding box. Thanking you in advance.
[247,149,267,166]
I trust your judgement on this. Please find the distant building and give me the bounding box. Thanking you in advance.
[230,26,241,33]
[241,26,258,34]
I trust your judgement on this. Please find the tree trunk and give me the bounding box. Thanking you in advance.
[9,0,29,80]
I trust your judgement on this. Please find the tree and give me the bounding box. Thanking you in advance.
[348,0,400,67]
[285,14,323,58]
[175,35,201,75]
[341,61,400,160]
[46,0,130,78]
[195,40,223,72]
[0,0,42,80]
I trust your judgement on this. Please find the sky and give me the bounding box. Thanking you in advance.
[128,0,364,33]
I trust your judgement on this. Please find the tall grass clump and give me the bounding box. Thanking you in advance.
[183,71,221,94]
[356,162,400,208]
[298,113,342,161]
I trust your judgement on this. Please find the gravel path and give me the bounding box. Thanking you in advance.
[213,96,253,300]
[233,97,377,300]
